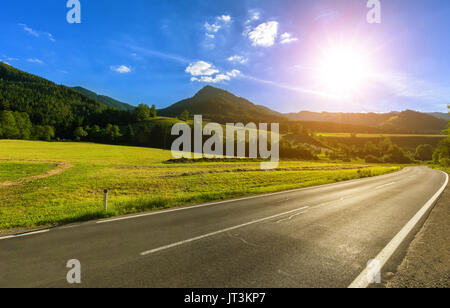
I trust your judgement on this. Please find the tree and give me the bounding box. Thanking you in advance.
[102,124,122,143]
[124,124,135,143]
[73,126,88,141]
[0,110,20,139]
[365,155,382,163]
[134,104,152,122]
[33,125,55,141]
[180,110,190,121]
[364,142,380,157]
[13,112,32,139]
[415,144,433,161]
[0,98,10,110]
[149,125,164,148]
[150,105,157,118]
[433,105,450,166]
[383,144,412,163]
[378,137,393,155]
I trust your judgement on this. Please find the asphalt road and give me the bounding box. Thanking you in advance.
[0,166,447,288]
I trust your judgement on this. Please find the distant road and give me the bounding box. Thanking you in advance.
[0,167,447,288]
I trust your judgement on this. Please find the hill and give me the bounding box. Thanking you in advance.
[160,85,446,134]
[159,85,285,123]
[428,112,450,121]
[286,110,447,134]
[0,62,106,137]
[73,87,135,111]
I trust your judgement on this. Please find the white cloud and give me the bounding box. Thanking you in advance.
[227,55,248,64]
[47,33,56,43]
[280,32,298,44]
[245,10,261,24]
[204,22,221,33]
[186,61,240,84]
[204,14,232,39]
[226,69,241,77]
[1,56,18,63]
[185,61,219,76]
[128,45,190,64]
[19,24,39,37]
[19,24,55,42]
[217,15,231,23]
[191,74,231,84]
[27,58,43,64]
[247,21,279,47]
[111,65,131,74]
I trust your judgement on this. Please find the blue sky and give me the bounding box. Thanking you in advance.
[1,0,449,113]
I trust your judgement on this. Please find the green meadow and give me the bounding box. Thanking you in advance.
[0,140,401,232]
[0,161,56,182]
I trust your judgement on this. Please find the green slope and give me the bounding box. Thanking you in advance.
[73,86,135,111]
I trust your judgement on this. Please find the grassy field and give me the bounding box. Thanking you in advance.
[0,161,56,182]
[0,140,401,232]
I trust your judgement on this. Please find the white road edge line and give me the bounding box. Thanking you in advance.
[375,182,396,190]
[276,211,308,223]
[97,168,410,225]
[348,171,449,288]
[140,206,309,256]
[0,229,50,241]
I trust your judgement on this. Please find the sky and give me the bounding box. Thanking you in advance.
[1,0,450,113]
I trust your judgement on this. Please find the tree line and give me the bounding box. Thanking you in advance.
[433,105,450,167]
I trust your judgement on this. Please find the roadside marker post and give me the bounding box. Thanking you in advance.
[104,189,108,211]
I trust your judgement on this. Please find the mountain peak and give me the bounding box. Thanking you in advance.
[159,86,283,123]
[194,85,228,97]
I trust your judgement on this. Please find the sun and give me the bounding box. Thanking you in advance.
[315,46,372,99]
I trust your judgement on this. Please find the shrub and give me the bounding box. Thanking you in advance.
[440,157,450,167]
[383,144,413,163]
[357,169,372,178]
[415,144,433,161]
[365,155,382,163]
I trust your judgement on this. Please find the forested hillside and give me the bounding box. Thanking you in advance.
[73,87,135,111]
[0,62,106,137]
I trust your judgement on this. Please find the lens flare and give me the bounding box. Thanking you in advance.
[315,45,372,99]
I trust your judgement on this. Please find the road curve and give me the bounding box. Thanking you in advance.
[0,166,447,288]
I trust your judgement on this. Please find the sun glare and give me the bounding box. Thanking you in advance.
[315,46,372,99]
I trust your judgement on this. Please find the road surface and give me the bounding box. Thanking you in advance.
[0,166,447,288]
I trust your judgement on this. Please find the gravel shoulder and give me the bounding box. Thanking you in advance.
[385,174,450,288]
